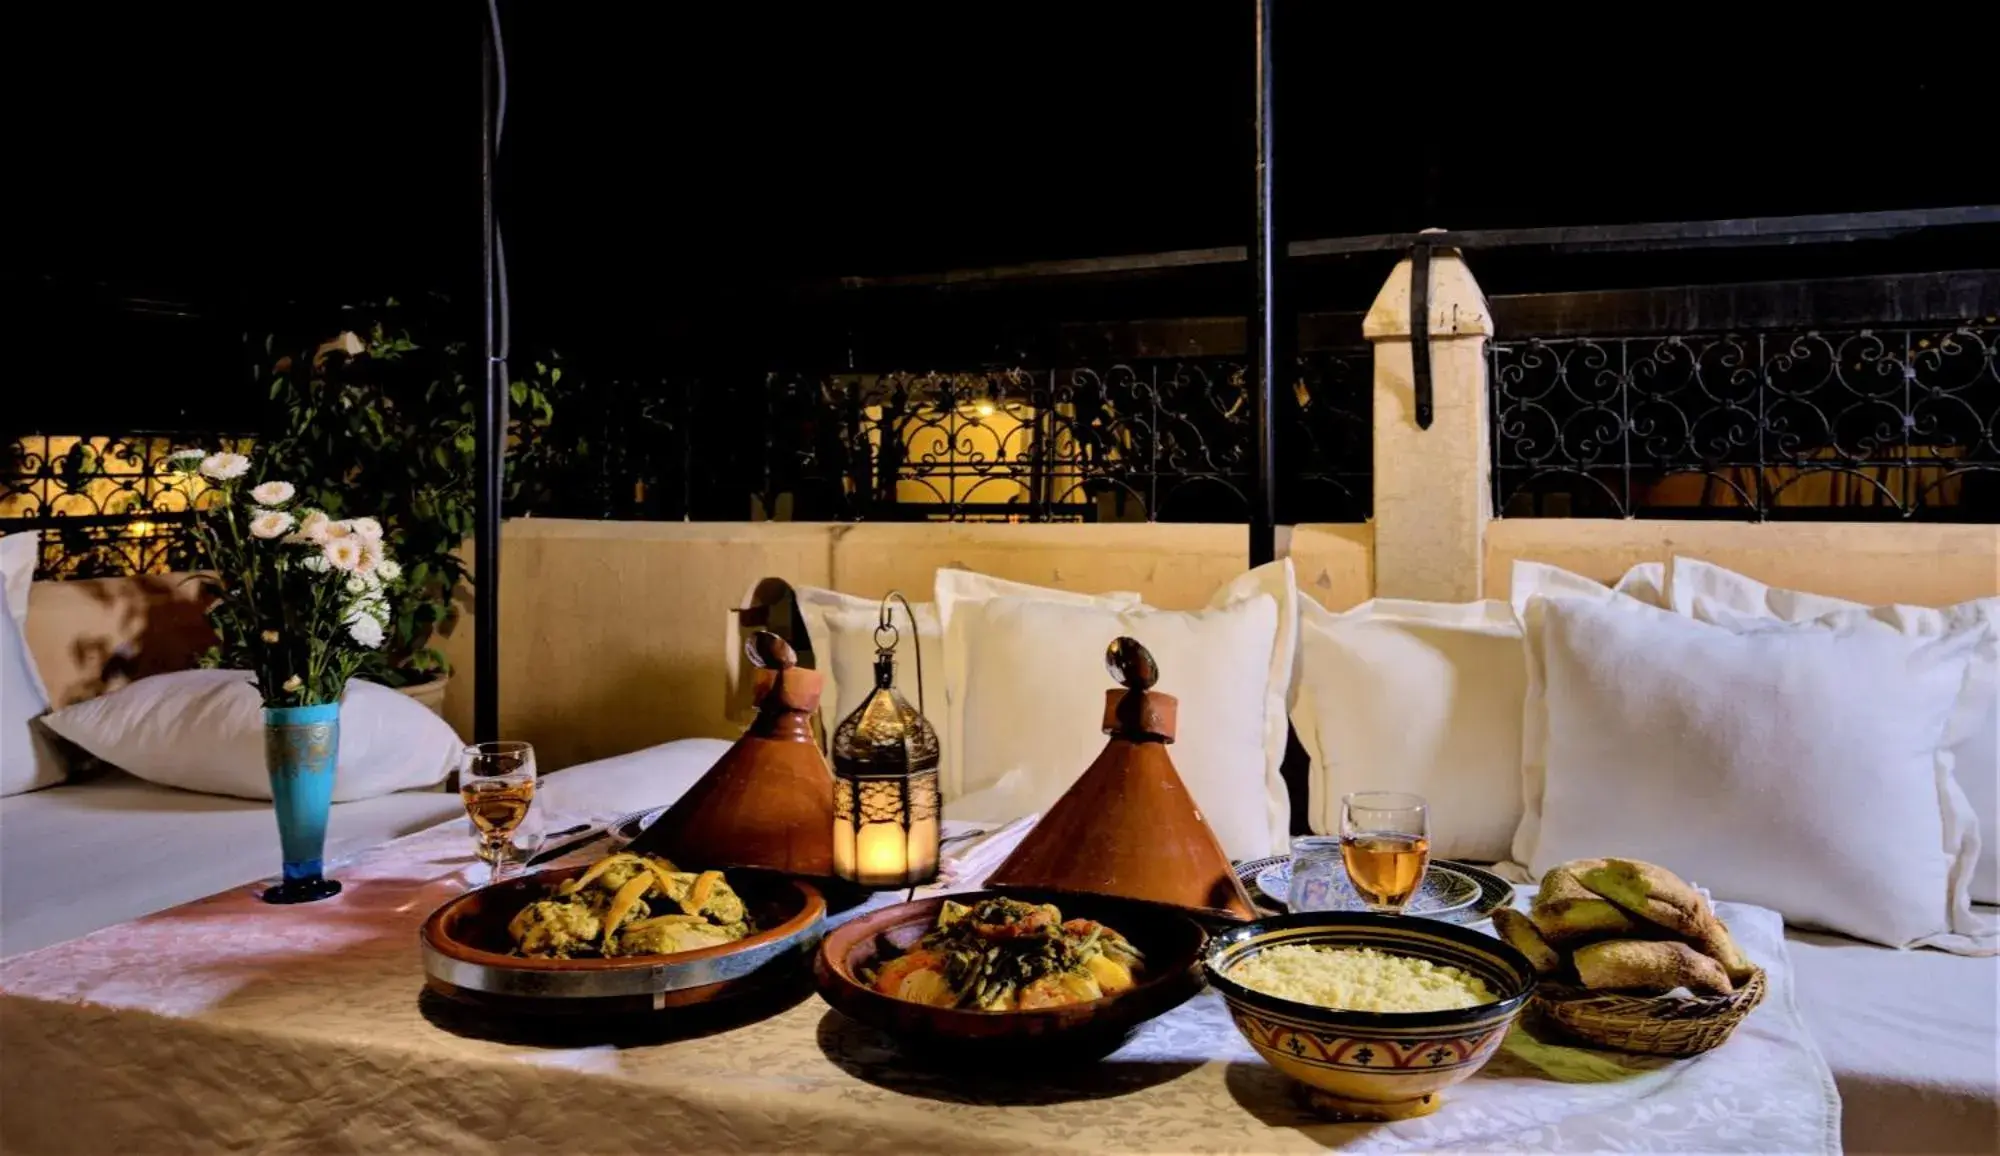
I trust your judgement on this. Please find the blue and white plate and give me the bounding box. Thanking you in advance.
[1254,859,1482,917]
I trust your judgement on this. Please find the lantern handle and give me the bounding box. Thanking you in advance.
[877,590,925,722]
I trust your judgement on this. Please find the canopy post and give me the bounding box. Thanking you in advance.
[474,3,504,743]
[1249,0,1279,568]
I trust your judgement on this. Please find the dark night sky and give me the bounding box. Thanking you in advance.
[11,3,1995,399]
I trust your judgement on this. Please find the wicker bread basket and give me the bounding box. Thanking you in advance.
[1530,968,1767,1057]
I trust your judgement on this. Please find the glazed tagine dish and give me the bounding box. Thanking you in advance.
[1205,911,1537,1121]
[816,890,1207,1057]
[422,849,826,1016]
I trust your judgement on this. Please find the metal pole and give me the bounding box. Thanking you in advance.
[475,12,502,743]
[1248,0,1279,567]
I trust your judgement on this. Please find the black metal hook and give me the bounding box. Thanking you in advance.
[1411,239,1434,431]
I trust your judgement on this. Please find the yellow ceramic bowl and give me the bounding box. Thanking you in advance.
[1205,912,1535,1121]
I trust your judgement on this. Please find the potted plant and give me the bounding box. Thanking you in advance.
[255,312,556,713]
[175,447,403,903]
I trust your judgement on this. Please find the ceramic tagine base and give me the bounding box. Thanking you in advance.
[1296,1084,1444,1122]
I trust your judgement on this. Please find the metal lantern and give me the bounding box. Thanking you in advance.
[829,592,940,889]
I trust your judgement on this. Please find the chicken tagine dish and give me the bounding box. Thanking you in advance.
[507,851,754,959]
[859,896,1145,1011]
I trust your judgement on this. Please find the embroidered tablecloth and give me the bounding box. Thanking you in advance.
[0,821,1838,1154]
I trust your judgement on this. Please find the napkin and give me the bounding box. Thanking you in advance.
[935,814,1039,889]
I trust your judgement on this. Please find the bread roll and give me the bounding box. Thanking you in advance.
[1573,939,1734,996]
[1692,920,1758,985]
[1531,861,1641,943]
[1578,859,1709,937]
[1493,908,1562,976]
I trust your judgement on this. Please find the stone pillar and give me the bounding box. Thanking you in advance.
[1362,241,1494,602]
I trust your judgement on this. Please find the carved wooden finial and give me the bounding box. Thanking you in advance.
[1104,636,1159,691]
[745,630,797,671]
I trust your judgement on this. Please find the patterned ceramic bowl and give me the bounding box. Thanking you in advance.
[1205,912,1535,1121]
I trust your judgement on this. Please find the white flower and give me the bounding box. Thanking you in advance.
[376,558,402,583]
[353,537,385,577]
[323,538,364,572]
[301,553,331,573]
[248,509,295,539]
[249,481,295,506]
[281,674,303,694]
[347,615,386,649]
[345,576,368,595]
[291,509,332,544]
[198,452,251,481]
[261,629,280,644]
[325,519,355,540]
[348,516,384,542]
[167,449,207,473]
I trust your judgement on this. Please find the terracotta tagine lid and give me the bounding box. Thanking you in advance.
[626,631,835,877]
[985,637,1257,922]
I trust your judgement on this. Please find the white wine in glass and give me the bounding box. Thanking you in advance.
[1339,791,1430,913]
[461,741,537,875]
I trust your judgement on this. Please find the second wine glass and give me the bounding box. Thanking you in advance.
[461,741,538,880]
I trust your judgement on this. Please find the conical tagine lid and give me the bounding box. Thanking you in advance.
[985,637,1257,921]
[627,631,835,876]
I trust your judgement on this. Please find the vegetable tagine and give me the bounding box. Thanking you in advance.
[507,851,754,959]
[860,896,1145,1011]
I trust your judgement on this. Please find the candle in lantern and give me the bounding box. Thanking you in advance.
[856,821,908,886]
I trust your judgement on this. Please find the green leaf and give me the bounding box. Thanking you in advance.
[510,381,527,405]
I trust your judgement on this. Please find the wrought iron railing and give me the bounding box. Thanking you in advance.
[0,433,255,578]
[1490,321,2000,519]
[757,352,1371,524]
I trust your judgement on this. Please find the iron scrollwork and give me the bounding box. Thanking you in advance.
[0,433,254,579]
[761,353,1372,524]
[1490,323,2000,519]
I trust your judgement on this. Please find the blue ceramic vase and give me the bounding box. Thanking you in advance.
[262,701,344,904]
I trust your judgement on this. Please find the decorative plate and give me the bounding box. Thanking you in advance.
[1255,859,1480,916]
[1234,855,1513,925]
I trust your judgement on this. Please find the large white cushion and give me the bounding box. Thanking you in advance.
[42,669,460,802]
[0,533,46,705]
[1532,594,1993,953]
[1670,556,2000,905]
[0,606,62,797]
[939,561,1297,860]
[1507,561,1667,869]
[0,532,35,630]
[931,572,1142,793]
[1293,597,1523,861]
[794,588,947,758]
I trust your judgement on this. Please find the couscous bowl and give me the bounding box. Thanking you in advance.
[1205,912,1535,1121]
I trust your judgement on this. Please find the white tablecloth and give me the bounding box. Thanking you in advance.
[0,821,1839,1154]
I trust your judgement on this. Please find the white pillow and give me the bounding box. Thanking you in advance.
[1670,556,2000,904]
[932,571,1143,792]
[794,588,946,756]
[42,669,460,802]
[1,604,63,796]
[1293,597,1523,861]
[1507,561,1668,870]
[0,533,45,703]
[1532,594,1991,953]
[537,738,732,820]
[939,561,1297,860]
[0,532,35,630]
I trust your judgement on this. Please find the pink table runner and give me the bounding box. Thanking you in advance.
[0,823,1837,1154]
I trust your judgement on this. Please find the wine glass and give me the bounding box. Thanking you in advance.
[1339,791,1430,914]
[461,741,538,880]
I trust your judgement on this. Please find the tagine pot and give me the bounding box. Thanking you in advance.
[262,700,343,904]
